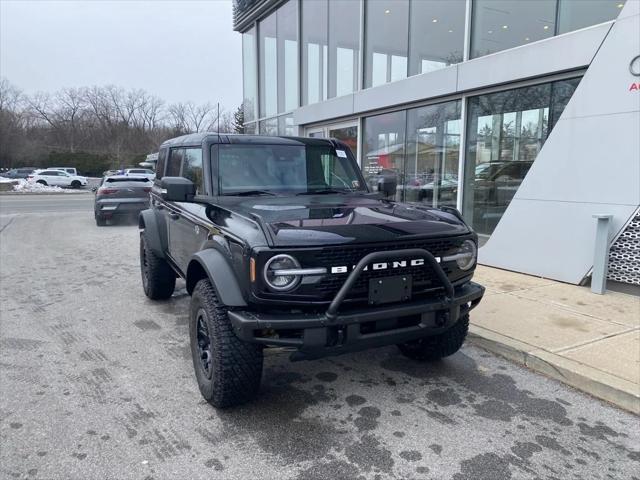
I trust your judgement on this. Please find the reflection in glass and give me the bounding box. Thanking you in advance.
[462,78,581,238]
[328,125,359,162]
[329,0,360,97]
[259,118,278,136]
[405,101,461,207]
[242,27,257,122]
[259,12,277,117]
[471,0,556,58]
[362,111,407,200]
[278,1,298,113]
[244,122,257,135]
[365,0,409,88]
[557,0,625,34]
[278,115,295,136]
[409,0,465,76]
[302,0,328,105]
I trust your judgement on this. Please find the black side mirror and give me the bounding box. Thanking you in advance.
[161,177,196,202]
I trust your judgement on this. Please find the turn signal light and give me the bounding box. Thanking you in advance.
[250,258,256,283]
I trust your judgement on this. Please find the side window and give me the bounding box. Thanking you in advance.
[183,148,204,194]
[155,148,168,180]
[166,148,184,177]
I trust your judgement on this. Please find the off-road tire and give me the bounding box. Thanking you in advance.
[139,232,175,300]
[36,180,47,186]
[71,180,81,188]
[190,279,263,408]
[397,313,469,361]
[95,214,107,227]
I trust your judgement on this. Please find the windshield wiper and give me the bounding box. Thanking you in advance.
[224,190,277,196]
[296,188,351,196]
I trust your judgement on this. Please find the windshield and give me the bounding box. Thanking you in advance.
[217,144,366,195]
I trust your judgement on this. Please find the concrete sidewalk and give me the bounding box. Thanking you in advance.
[469,265,640,414]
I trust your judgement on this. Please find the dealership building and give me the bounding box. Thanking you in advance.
[233,0,640,289]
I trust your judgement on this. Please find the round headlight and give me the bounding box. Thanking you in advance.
[263,254,301,292]
[456,240,477,271]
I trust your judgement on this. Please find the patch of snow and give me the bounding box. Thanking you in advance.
[8,179,86,194]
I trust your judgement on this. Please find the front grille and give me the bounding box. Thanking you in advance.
[300,237,468,300]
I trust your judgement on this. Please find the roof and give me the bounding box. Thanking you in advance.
[159,133,340,149]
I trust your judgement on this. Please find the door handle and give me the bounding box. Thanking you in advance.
[169,213,180,220]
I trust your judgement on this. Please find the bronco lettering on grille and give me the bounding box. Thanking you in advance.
[330,257,440,274]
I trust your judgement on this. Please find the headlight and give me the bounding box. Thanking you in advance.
[263,254,302,291]
[443,240,477,271]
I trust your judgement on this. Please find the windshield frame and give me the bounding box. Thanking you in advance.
[214,143,368,196]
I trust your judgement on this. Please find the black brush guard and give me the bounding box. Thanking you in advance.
[228,248,484,361]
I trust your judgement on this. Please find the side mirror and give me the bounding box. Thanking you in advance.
[161,177,196,202]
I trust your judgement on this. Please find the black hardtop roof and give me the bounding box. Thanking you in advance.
[159,133,341,149]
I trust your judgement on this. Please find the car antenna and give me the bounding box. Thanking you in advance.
[217,102,220,142]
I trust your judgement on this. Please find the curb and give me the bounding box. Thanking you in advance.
[468,325,640,415]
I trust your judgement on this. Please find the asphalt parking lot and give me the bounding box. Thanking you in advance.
[1,195,638,480]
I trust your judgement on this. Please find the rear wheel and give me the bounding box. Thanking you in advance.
[397,314,469,361]
[140,232,175,300]
[190,279,263,408]
[95,214,106,227]
[36,180,47,186]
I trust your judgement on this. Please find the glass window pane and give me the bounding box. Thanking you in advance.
[259,11,277,117]
[409,0,465,76]
[259,118,278,136]
[471,0,556,58]
[462,78,581,240]
[242,27,257,122]
[362,110,407,200]
[329,0,361,97]
[365,0,409,88]
[405,100,461,207]
[167,148,184,177]
[328,124,359,162]
[277,1,298,113]
[302,0,328,106]
[183,148,204,194]
[244,122,257,135]
[278,114,295,136]
[558,0,626,34]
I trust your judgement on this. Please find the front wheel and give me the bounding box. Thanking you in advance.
[71,180,81,188]
[140,233,175,300]
[397,314,469,361]
[190,279,263,408]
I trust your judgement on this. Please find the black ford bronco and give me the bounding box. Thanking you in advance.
[139,133,484,408]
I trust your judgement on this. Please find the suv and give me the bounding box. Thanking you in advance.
[139,133,484,408]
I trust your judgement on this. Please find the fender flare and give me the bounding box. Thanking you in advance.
[139,209,167,256]
[187,249,247,307]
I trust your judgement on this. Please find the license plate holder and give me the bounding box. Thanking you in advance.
[368,275,412,305]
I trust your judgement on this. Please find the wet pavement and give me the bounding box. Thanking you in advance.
[1,198,638,480]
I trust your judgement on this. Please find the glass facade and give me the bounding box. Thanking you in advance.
[301,0,328,105]
[329,0,360,98]
[408,0,466,76]
[557,0,626,34]
[277,1,298,113]
[362,100,462,205]
[258,11,277,118]
[471,0,556,58]
[242,27,257,122]
[462,77,581,238]
[365,0,409,88]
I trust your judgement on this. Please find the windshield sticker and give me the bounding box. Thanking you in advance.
[336,150,347,158]
[352,180,360,188]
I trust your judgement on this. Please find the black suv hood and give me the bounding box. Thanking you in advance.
[215,194,470,247]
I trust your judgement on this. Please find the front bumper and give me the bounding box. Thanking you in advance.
[228,247,485,361]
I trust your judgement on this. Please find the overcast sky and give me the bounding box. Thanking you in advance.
[0,0,242,109]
